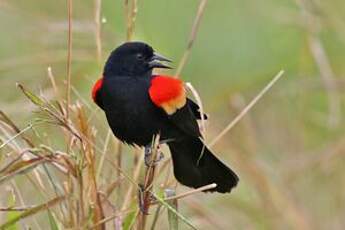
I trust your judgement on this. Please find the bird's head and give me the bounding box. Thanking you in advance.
[104,42,171,77]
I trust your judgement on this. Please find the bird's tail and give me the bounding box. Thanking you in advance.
[168,137,239,193]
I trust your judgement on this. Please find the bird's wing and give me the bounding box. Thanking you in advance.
[187,98,208,120]
[92,78,104,110]
[149,75,202,138]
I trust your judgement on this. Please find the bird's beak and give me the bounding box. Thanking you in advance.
[149,52,172,69]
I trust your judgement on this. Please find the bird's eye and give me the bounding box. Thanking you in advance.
[136,53,144,60]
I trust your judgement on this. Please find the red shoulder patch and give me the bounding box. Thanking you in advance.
[92,78,103,102]
[149,75,186,114]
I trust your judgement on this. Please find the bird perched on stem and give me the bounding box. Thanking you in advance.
[92,41,239,193]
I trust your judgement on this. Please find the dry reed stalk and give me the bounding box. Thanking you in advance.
[227,97,312,230]
[185,82,207,137]
[295,0,340,128]
[137,135,160,230]
[175,0,208,76]
[0,115,52,196]
[76,103,105,229]
[121,148,144,211]
[96,129,112,181]
[47,67,59,97]
[63,177,75,228]
[94,0,102,63]
[46,67,74,223]
[229,94,258,153]
[150,183,217,206]
[282,136,345,178]
[0,124,33,150]
[209,70,284,147]
[0,111,69,226]
[0,111,32,146]
[125,0,138,41]
[66,0,73,121]
[114,137,123,196]
[0,206,36,212]
[65,0,73,158]
[104,176,124,198]
[88,208,136,229]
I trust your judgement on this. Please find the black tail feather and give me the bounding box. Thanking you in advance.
[168,138,239,193]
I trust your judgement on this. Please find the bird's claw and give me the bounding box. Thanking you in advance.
[144,145,164,167]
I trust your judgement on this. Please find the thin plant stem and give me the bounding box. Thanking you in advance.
[125,0,138,41]
[96,129,112,181]
[185,82,206,137]
[295,0,340,127]
[66,0,73,120]
[66,0,73,155]
[138,135,160,230]
[209,70,285,147]
[94,0,102,63]
[150,183,217,205]
[175,0,208,77]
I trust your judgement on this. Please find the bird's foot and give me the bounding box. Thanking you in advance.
[144,145,164,167]
[144,138,174,167]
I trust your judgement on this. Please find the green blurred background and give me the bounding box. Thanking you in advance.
[1,0,345,229]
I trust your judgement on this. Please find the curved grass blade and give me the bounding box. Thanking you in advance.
[165,189,178,230]
[47,210,59,230]
[0,195,66,229]
[151,192,197,230]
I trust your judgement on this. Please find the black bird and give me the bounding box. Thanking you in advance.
[92,42,239,193]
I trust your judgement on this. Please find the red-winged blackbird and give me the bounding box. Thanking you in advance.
[92,42,239,193]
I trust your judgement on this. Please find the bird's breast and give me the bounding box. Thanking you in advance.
[101,77,165,145]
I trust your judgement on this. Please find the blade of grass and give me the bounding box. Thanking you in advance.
[5,188,19,230]
[0,158,47,185]
[123,208,138,230]
[150,204,163,230]
[16,84,45,107]
[165,189,178,230]
[47,210,59,230]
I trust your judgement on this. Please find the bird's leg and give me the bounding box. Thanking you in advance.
[137,184,149,215]
[144,138,173,167]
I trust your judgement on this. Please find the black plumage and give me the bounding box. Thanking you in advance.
[94,42,239,193]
